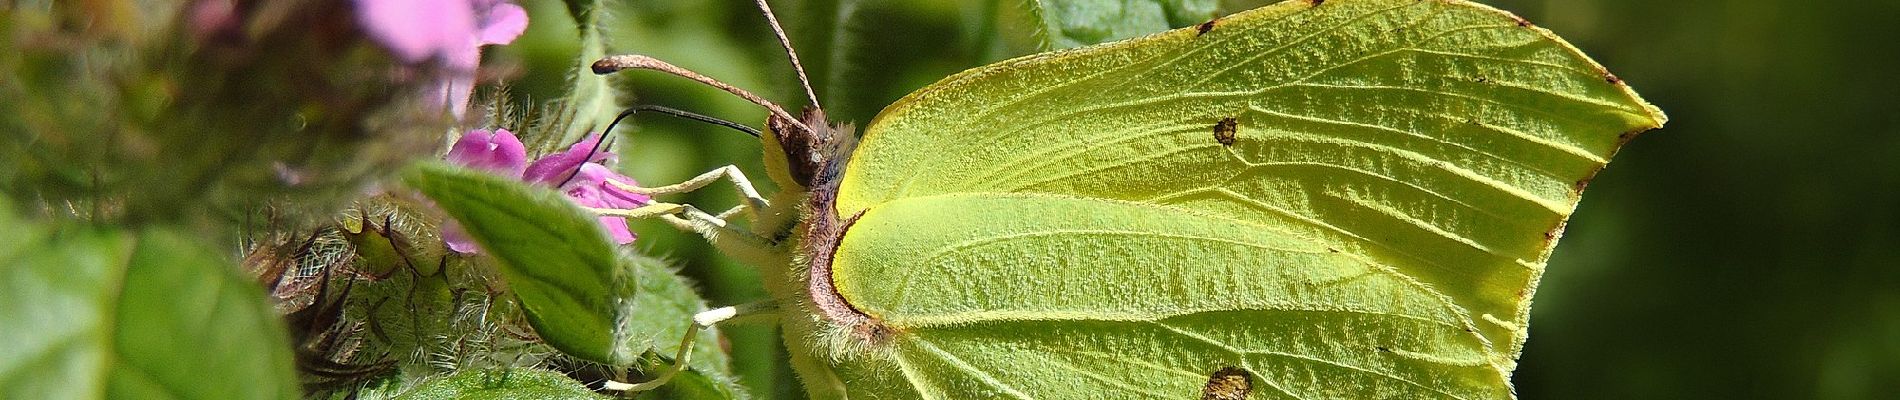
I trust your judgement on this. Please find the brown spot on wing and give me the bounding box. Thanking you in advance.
[1202,367,1254,400]
[1213,117,1239,146]
[1617,130,1643,146]
[1543,220,1569,245]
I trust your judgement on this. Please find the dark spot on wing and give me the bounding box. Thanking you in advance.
[1543,220,1568,244]
[1202,367,1253,400]
[1213,117,1239,146]
[1197,17,1219,36]
[1605,73,1623,85]
[1617,130,1643,146]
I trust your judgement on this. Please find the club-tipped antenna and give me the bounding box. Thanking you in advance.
[554,105,765,188]
[753,0,822,110]
[593,55,813,135]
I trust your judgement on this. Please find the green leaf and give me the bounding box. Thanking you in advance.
[629,357,744,400]
[545,0,621,151]
[402,163,634,366]
[0,222,298,399]
[620,253,744,399]
[394,368,610,400]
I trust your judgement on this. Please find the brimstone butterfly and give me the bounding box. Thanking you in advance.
[592,0,1665,398]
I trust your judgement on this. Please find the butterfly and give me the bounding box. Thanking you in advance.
[585,0,1665,398]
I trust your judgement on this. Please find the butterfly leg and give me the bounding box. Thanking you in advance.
[609,165,768,222]
[591,203,784,267]
[603,301,778,392]
[586,203,685,220]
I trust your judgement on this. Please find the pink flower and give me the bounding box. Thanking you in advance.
[442,129,649,253]
[446,128,527,176]
[354,0,528,118]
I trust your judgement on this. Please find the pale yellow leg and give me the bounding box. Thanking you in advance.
[603,301,778,393]
[609,165,767,222]
[591,203,781,268]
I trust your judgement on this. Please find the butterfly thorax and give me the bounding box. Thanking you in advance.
[760,109,891,350]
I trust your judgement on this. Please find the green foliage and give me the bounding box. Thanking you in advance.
[0,210,298,399]
[630,363,747,400]
[543,0,624,151]
[0,0,442,231]
[403,163,635,366]
[401,163,743,398]
[393,368,609,400]
[623,254,739,386]
[25,0,1880,398]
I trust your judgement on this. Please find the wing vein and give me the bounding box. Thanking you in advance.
[909,337,1036,399]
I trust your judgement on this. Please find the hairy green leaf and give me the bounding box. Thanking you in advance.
[403,163,634,366]
[0,221,297,399]
[394,368,609,400]
[545,0,621,151]
[621,254,745,399]
[630,360,744,400]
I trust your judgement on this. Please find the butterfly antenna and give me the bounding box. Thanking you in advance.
[593,55,813,135]
[554,105,765,188]
[753,0,822,110]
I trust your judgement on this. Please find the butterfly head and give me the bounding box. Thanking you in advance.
[762,107,857,192]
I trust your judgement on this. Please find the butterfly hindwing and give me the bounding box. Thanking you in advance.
[809,0,1664,398]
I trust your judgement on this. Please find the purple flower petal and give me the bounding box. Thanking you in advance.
[354,0,526,118]
[561,163,648,245]
[596,215,636,245]
[441,221,482,253]
[523,133,613,185]
[476,0,529,46]
[440,132,649,253]
[562,163,651,208]
[446,128,527,176]
[353,0,476,64]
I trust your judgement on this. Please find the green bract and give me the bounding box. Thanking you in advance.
[404,163,635,366]
[782,0,1662,398]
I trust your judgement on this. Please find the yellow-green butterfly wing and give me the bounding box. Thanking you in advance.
[794,0,1664,398]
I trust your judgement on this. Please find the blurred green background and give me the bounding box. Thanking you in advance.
[492,0,1900,398]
